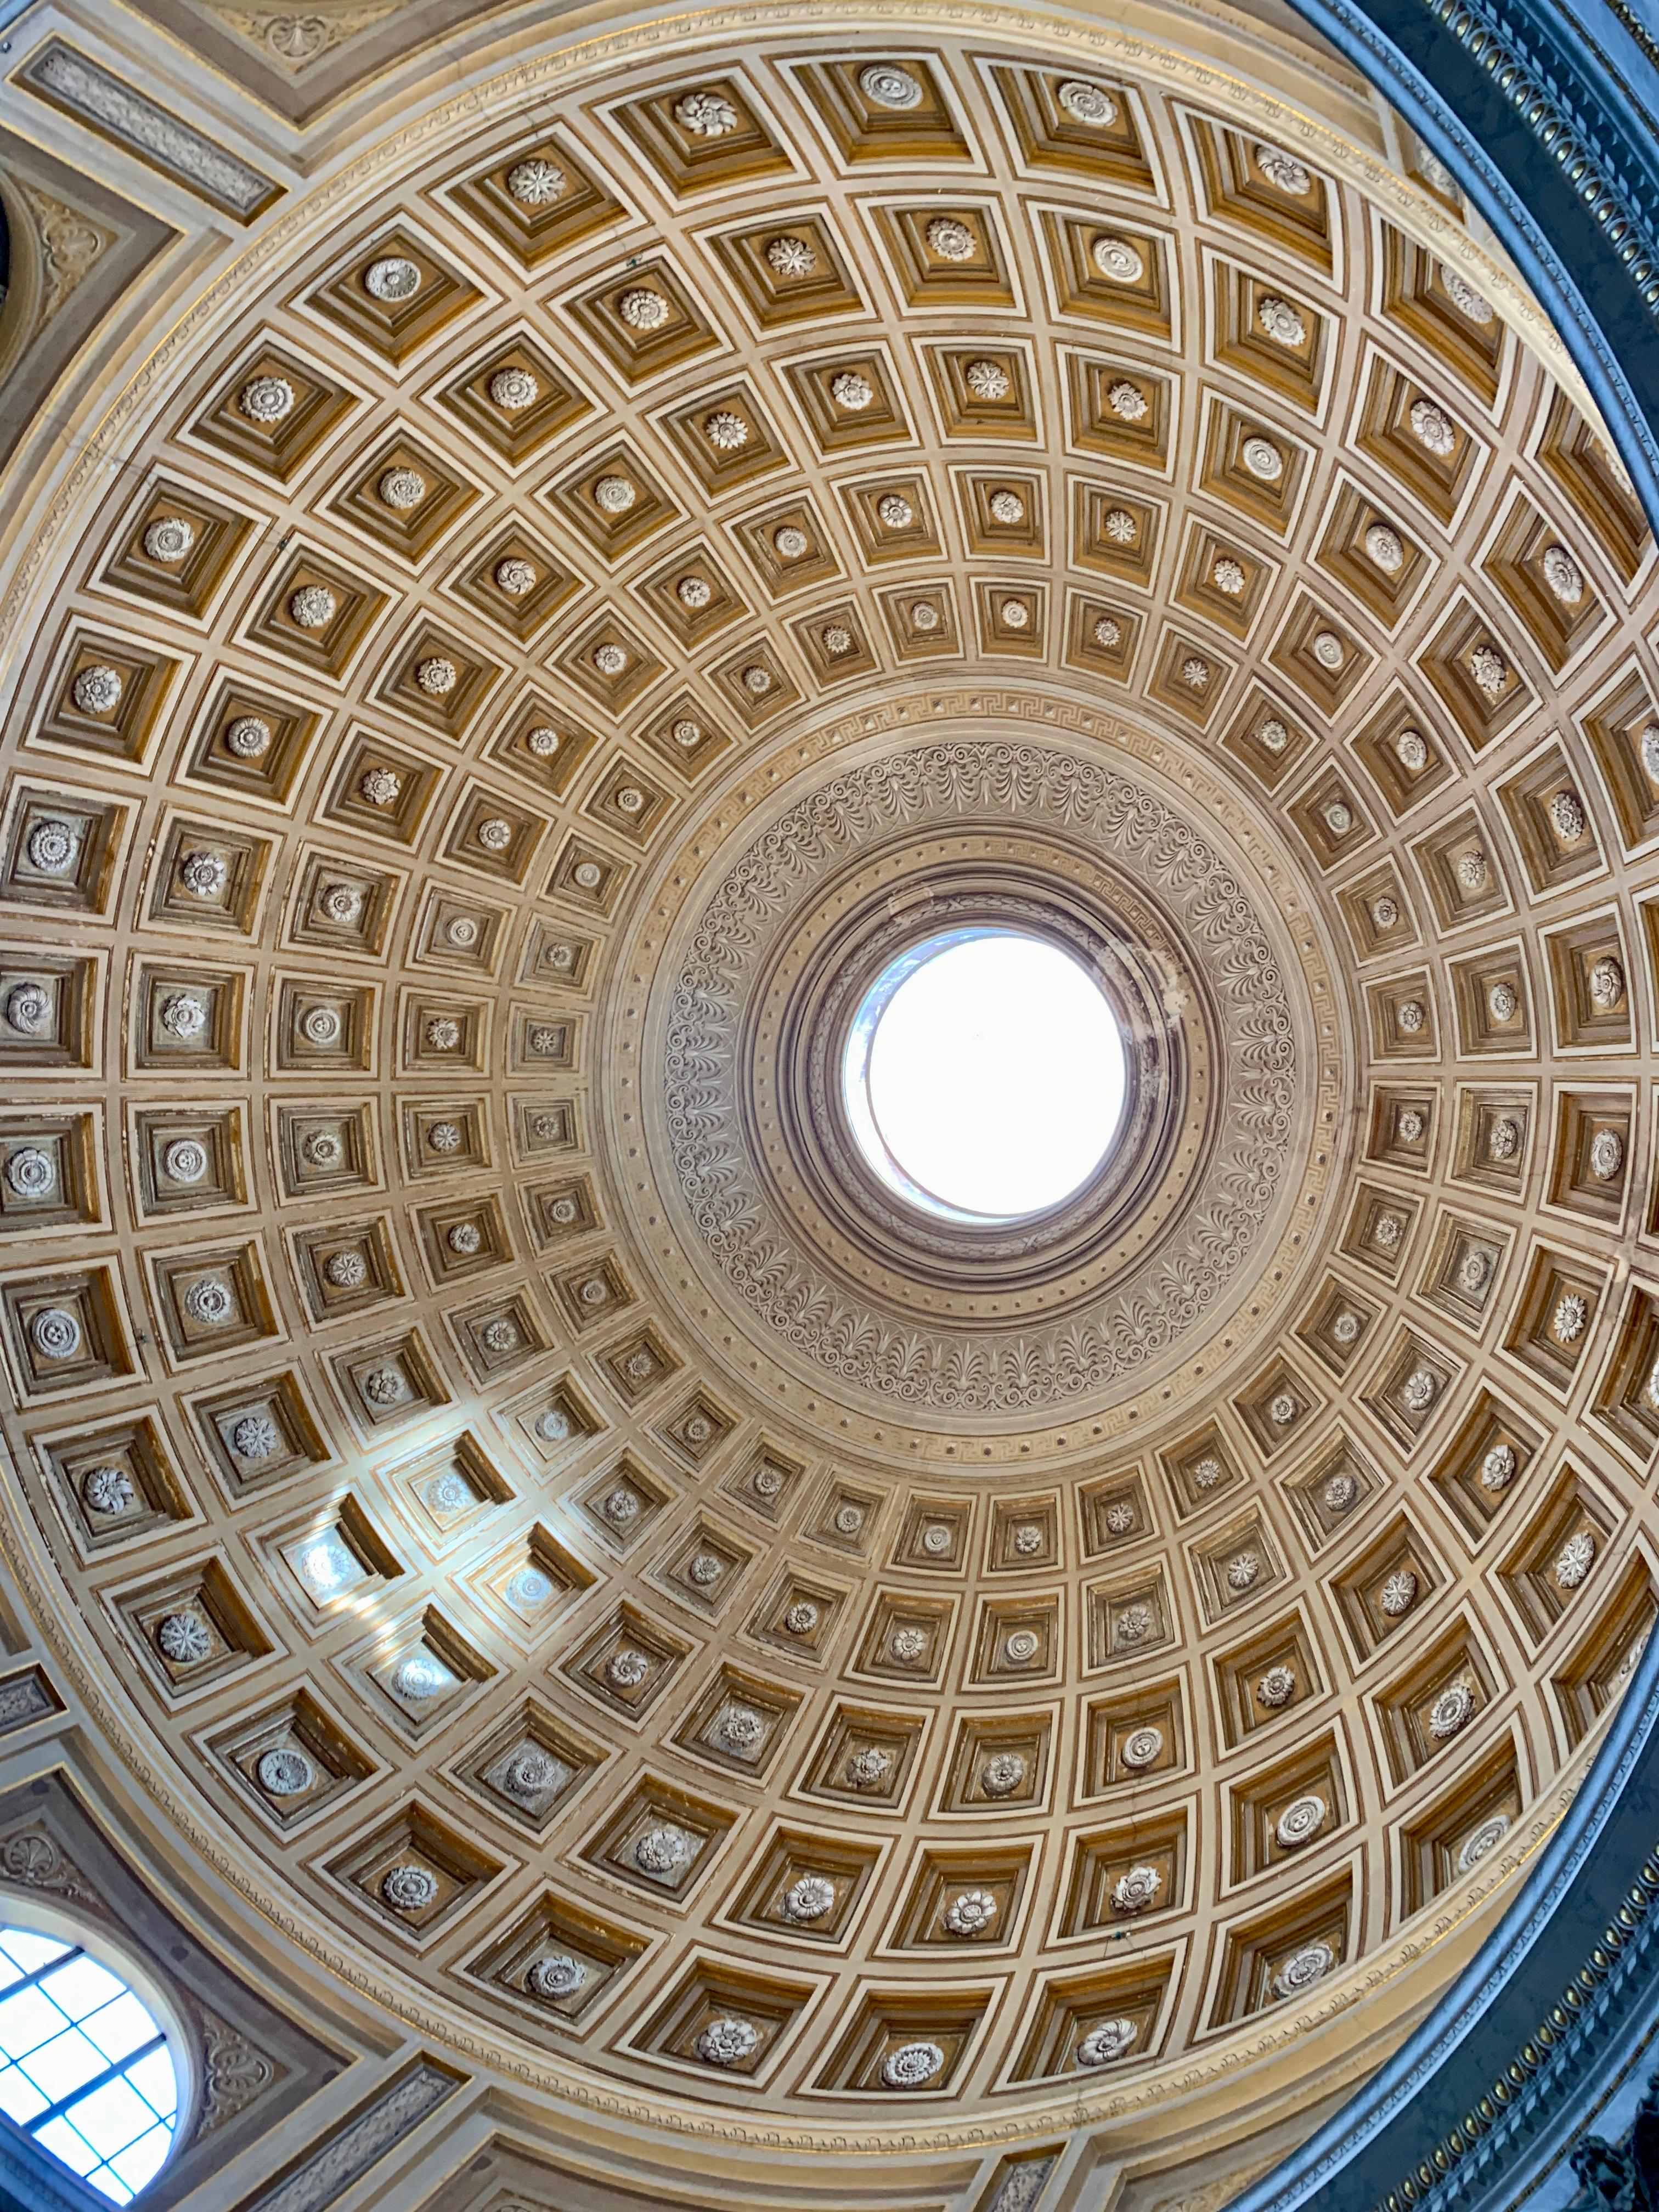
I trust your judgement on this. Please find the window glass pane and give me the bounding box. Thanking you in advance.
[0,1986,70,2059]
[43,1957,126,2020]
[122,2046,176,2119]
[108,2120,171,2193]
[33,2115,101,2176]
[0,1932,71,1977]
[0,2066,48,2124]
[78,1995,160,2067]
[65,2074,154,2158]
[22,2024,109,2103]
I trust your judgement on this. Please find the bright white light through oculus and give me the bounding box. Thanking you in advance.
[843,928,1128,1221]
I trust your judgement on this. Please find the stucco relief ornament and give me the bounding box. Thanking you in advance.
[1331,1311,1361,1346]
[1001,598,1031,629]
[766,234,816,276]
[1077,2018,1137,2067]
[1242,434,1283,480]
[1057,77,1117,124]
[783,1598,819,1636]
[1274,1943,1335,1999]
[890,1625,928,1665]
[1323,799,1352,835]
[1409,398,1457,455]
[1370,895,1400,933]
[677,576,713,613]
[320,882,362,926]
[1257,1665,1296,1708]
[831,370,874,411]
[878,493,915,530]
[1553,1291,1589,1343]
[380,1864,438,1910]
[1459,1815,1511,1873]
[425,1120,461,1155]
[1121,1724,1164,1768]
[238,374,292,424]
[1373,1213,1403,1253]
[743,664,773,692]
[1104,507,1137,543]
[1257,295,1306,347]
[697,2018,759,2068]
[926,216,977,262]
[143,515,194,563]
[1468,644,1509,699]
[1381,1569,1419,1617]
[1396,727,1429,773]
[377,466,425,510]
[1112,1865,1161,1914]
[704,410,749,451]
[602,1488,639,1528]
[1459,1249,1493,1294]
[1093,617,1121,650]
[527,1954,584,2000]
[573,861,605,889]
[362,1365,409,1406]
[981,1751,1026,1796]
[1323,1472,1358,1514]
[675,88,739,136]
[1115,1603,1154,1646]
[288,584,336,630]
[179,850,228,900]
[506,156,563,205]
[156,1611,211,1663]
[1214,556,1246,596]
[363,256,420,301]
[82,1466,134,1516]
[1092,234,1143,283]
[989,489,1026,524]
[1277,1795,1327,1847]
[967,359,1012,401]
[489,366,538,410]
[1430,1681,1476,1737]
[1269,1391,1300,1426]
[501,1747,561,1802]
[1364,522,1404,572]
[232,1414,280,1460]
[1640,723,1659,785]
[495,557,537,596]
[5,983,52,1036]
[323,1251,367,1290]
[1488,1116,1519,1161]
[1254,144,1313,196]
[1590,1130,1624,1180]
[617,287,668,331]
[592,644,628,679]
[1542,544,1585,604]
[945,1889,997,1935]
[1181,654,1210,689]
[822,624,854,657]
[633,1825,693,1877]
[845,1745,891,1789]
[752,1463,784,1501]
[1481,1443,1517,1491]
[5,1148,54,1198]
[882,2041,944,2089]
[1226,1551,1261,1592]
[860,63,923,108]
[1193,1456,1223,1491]
[1549,787,1587,841]
[256,1747,313,1798]
[183,1277,234,1327]
[835,1503,866,1537]
[72,664,122,715]
[1440,264,1495,322]
[26,819,78,874]
[1556,1531,1596,1588]
[1590,956,1626,1008]
[1257,716,1288,752]
[717,1705,766,1754]
[1487,981,1517,1024]
[1108,379,1147,421]
[1003,1628,1041,1666]
[1313,633,1346,672]
[686,1551,723,1588]
[782,1874,835,1922]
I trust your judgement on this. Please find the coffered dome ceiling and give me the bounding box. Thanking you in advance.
[2,5,1657,2196]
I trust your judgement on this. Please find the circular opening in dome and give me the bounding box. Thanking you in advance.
[842,928,1129,1222]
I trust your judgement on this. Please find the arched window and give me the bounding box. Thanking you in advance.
[0,1923,179,2202]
